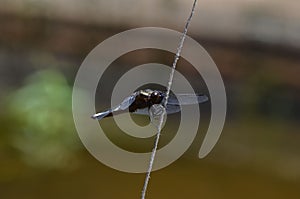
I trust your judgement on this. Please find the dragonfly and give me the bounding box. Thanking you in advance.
[91,89,209,120]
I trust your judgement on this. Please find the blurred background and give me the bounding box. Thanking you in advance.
[1,0,300,198]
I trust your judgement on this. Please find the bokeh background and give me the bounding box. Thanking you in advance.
[1,0,300,198]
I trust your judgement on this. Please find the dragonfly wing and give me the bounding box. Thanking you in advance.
[167,94,209,105]
[166,104,181,114]
[92,92,139,120]
[133,104,181,115]
[113,91,139,111]
[133,108,149,115]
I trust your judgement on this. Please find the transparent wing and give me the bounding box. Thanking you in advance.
[133,104,181,115]
[92,92,138,120]
[167,94,209,105]
[134,108,149,115]
[112,92,139,111]
[166,104,181,114]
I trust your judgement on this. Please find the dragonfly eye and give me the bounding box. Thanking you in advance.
[151,91,162,104]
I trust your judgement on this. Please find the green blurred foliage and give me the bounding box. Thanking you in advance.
[7,70,81,169]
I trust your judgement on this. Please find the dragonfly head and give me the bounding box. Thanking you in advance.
[150,91,164,104]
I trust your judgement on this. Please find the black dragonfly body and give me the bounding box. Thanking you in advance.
[91,89,208,120]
